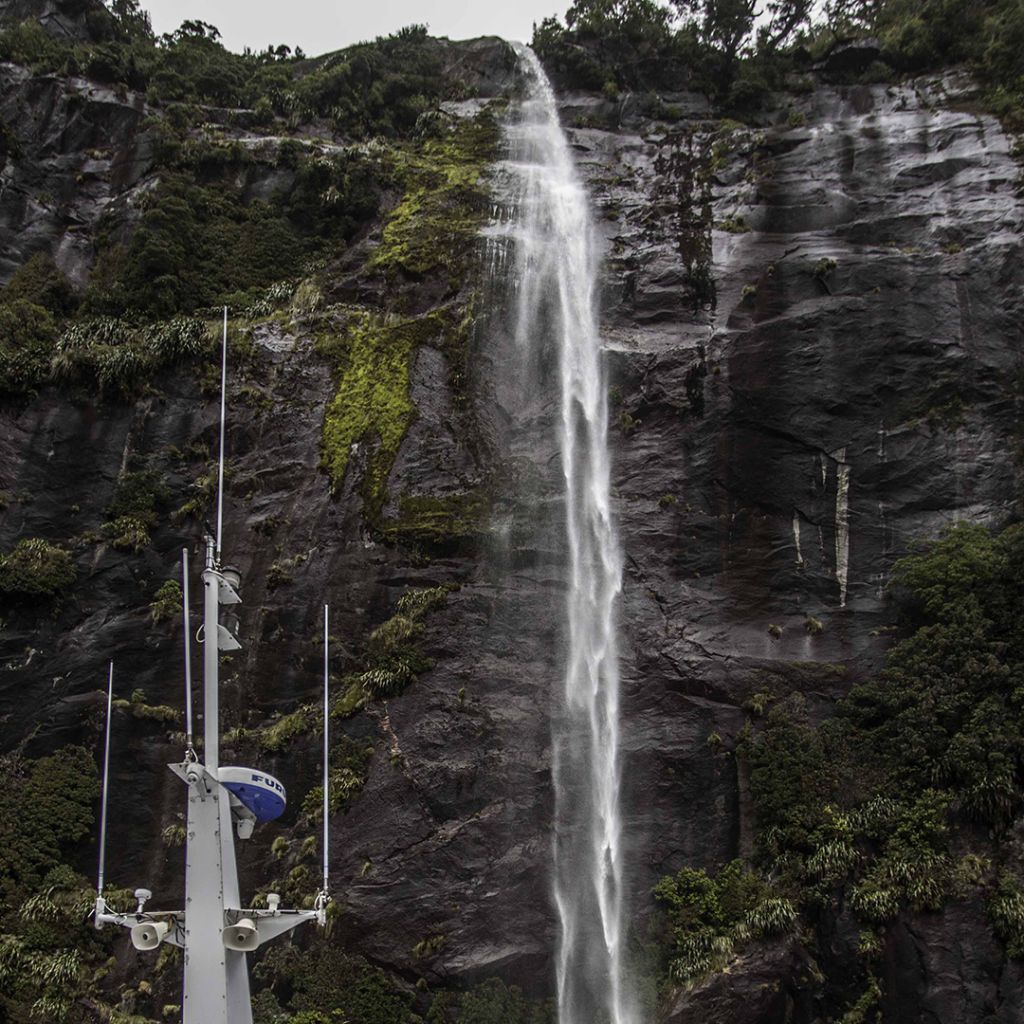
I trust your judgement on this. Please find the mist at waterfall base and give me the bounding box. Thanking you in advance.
[497,47,636,1024]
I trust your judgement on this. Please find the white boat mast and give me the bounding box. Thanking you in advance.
[94,309,329,1024]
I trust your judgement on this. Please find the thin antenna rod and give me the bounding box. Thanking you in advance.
[322,604,329,897]
[182,548,194,756]
[97,660,114,897]
[215,306,228,561]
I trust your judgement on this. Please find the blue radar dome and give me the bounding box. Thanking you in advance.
[219,766,287,822]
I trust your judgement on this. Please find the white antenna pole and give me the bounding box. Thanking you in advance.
[322,604,329,898]
[182,548,194,758]
[97,660,114,898]
[215,306,228,562]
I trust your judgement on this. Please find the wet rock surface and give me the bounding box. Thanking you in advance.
[0,44,1021,1022]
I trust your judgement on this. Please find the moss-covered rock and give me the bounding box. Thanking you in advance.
[379,490,492,549]
[371,109,501,282]
[319,308,448,515]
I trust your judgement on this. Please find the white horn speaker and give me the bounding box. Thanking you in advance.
[130,920,168,951]
[221,917,258,952]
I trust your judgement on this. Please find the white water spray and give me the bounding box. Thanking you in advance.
[506,47,632,1024]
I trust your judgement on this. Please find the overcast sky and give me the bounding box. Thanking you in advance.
[141,1,567,55]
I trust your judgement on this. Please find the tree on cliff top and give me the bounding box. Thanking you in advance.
[534,0,814,94]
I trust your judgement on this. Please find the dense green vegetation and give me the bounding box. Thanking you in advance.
[535,0,1024,122]
[654,860,796,981]
[83,150,378,320]
[0,8,450,138]
[102,468,169,551]
[0,537,76,598]
[0,5,481,401]
[0,746,130,1023]
[255,945,551,1024]
[658,522,1024,989]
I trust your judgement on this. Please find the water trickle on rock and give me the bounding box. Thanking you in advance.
[504,45,633,1024]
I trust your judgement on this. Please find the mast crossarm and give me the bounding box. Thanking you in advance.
[94,899,186,948]
[223,907,321,948]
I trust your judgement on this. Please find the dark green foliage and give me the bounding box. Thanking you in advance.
[734,521,1024,956]
[0,747,128,1023]
[818,0,1024,126]
[288,25,445,138]
[0,17,455,140]
[0,256,72,397]
[103,468,169,551]
[86,172,294,318]
[2,254,77,317]
[654,860,796,981]
[744,695,844,856]
[844,524,1024,822]
[85,150,377,318]
[0,300,58,396]
[0,538,76,598]
[0,747,97,891]
[538,0,1024,118]
[534,0,811,93]
[989,871,1024,958]
[0,20,81,76]
[534,1,691,92]
[257,943,418,1024]
[282,151,379,241]
[451,978,552,1024]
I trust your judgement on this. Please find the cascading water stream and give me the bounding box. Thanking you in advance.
[503,46,633,1024]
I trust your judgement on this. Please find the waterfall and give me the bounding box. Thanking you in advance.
[504,46,632,1024]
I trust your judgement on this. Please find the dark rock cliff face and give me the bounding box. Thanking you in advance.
[0,30,1022,1022]
[0,0,110,42]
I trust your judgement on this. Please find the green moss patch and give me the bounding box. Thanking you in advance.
[379,489,492,549]
[320,308,449,515]
[371,109,500,281]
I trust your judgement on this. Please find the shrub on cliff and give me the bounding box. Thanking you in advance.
[654,860,796,981]
[1,254,77,317]
[0,746,97,886]
[0,300,58,396]
[256,943,417,1024]
[0,538,76,598]
[0,747,119,1023]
